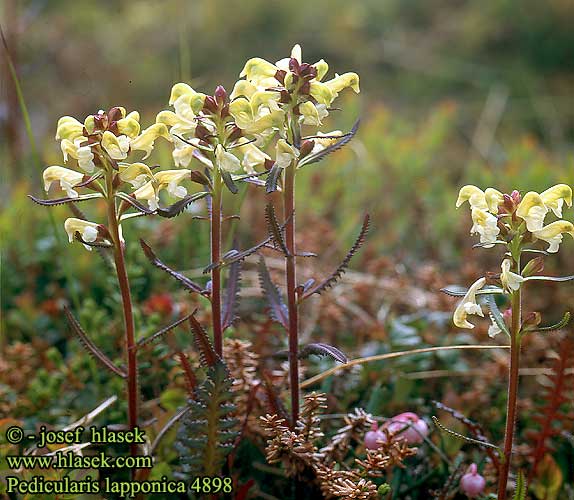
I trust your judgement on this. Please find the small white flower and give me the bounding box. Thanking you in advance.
[470,208,500,247]
[453,277,486,329]
[64,218,100,251]
[155,170,191,198]
[215,145,241,173]
[500,258,524,292]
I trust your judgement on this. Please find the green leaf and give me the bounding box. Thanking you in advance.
[511,471,527,500]
[531,455,562,500]
[528,311,570,334]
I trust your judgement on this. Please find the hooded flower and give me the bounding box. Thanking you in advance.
[456,185,504,213]
[64,218,101,250]
[275,139,299,169]
[539,184,573,217]
[500,258,524,292]
[43,166,85,198]
[453,277,486,329]
[516,192,548,232]
[133,169,191,210]
[532,221,574,253]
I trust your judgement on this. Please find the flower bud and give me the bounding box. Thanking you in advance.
[299,140,315,158]
[384,412,429,444]
[522,256,544,277]
[203,95,219,114]
[275,69,287,85]
[107,106,125,122]
[364,422,386,450]
[214,85,227,106]
[227,125,243,143]
[190,170,211,186]
[288,57,300,74]
[459,464,486,498]
[522,311,542,329]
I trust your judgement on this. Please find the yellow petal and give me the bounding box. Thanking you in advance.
[239,57,278,80]
[324,72,360,94]
[230,80,258,100]
[485,188,504,213]
[313,59,329,81]
[229,98,254,129]
[453,277,486,329]
[130,123,170,159]
[540,184,572,217]
[101,131,130,160]
[456,185,488,210]
[64,218,100,249]
[532,221,574,253]
[516,192,548,232]
[116,113,141,138]
[309,81,335,106]
[169,83,205,111]
[56,116,84,141]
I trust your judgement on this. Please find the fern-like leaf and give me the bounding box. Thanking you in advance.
[189,313,220,367]
[512,471,527,500]
[64,307,126,378]
[28,193,103,206]
[140,239,205,295]
[302,214,370,299]
[299,343,348,364]
[137,312,194,348]
[298,120,359,168]
[175,361,239,477]
[265,203,289,256]
[156,191,210,218]
[265,163,283,193]
[257,257,289,329]
[222,259,241,331]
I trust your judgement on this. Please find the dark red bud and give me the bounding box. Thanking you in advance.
[511,190,521,203]
[307,65,318,79]
[299,81,311,95]
[292,104,301,116]
[112,173,121,189]
[190,170,211,185]
[108,121,119,135]
[299,139,315,158]
[279,90,291,104]
[275,69,287,85]
[214,85,227,105]
[502,193,516,213]
[108,107,123,122]
[93,114,107,131]
[195,125,211,141]
[288,57,300,74]
[220,103,230,119]
[203,95,218,114]
[264,158,275,171]
[227,126,243,143]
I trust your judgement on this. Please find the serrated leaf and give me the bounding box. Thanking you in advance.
[265,203,289,256]
[64,307,126,378]
[298,119,359,168]
[440,285,504,297]
[261,370,289,422]
[512,471,527,500]
[115,191,155,214]
[299,343,348,363]
[531,455,562,500]
[530,311,570,333]
[137,312,194,348]
[176,361,239,477]
[222,258,241,331]
[265,163,283,194]
[220,170,239,194]
[257,256,288,329]
[525,275,574,282]
[189,314,220,368]
[156,191,209,218]
[28,193,103,206]
[140,239,205,294]
[484,294,510,337]
[303,214,370,299]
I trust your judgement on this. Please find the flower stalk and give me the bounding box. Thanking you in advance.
[210,166,224,356]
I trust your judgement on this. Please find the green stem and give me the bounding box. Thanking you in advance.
[497,260,522,500]
[105,173,139,461]
[210,168,223,357]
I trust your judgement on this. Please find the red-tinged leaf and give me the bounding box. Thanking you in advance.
[140,239,206,295]
[156,191,210,218]
[189,314,220,368]
[115,191,155,214]
[303,214,370,299]
[64,307,126,378]
[261,370,289,422]
[176,351,197,396]
[28,193,102,206]
[235,479,256,500]
[257,256,288,329]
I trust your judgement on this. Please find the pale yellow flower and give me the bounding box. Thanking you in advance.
[516,192,548,232]
[101,131,131,160]
[118,163,155,189]
[43,166,85,198]
[453,277,486,329]
[539,184,572,217]
[275,139,299,169]
[215,145,241,173]
[238,142,271,174]
[532,221,574,253]
[456,185,504,213]
[55,116,84,141]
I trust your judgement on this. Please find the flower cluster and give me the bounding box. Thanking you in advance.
[453,184,573,333]
[43,107,188,249]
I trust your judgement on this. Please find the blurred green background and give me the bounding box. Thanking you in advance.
[1,0,573,408]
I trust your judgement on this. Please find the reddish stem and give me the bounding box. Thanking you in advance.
[210,170,223,356]
[497,282,522,499]
[107,191,139,460]
[284,162,299,426]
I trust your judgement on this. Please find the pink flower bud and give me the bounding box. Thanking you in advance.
[384,412,429,444]
[364,422,386,450]
[460,464,486,498]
